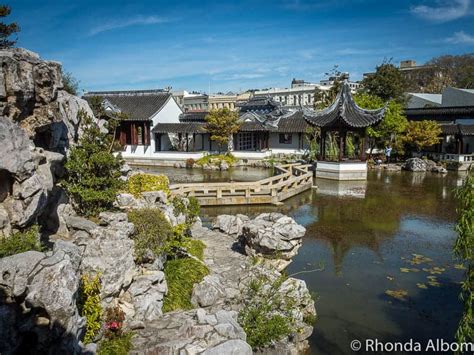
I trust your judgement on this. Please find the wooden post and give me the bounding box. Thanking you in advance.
[339,131,345,162]
[192,133,196,151]
[185,133,189,152]
[361,134,367,161]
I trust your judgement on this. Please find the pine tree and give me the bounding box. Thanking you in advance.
[63,110,124,216]
[0,5,20,48]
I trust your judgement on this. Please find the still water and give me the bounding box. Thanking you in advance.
[141,165,466,354]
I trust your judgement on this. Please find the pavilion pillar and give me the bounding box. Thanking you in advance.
[192,133,196,151]
[144,123,150,146]
[338,131,345,162]
[131,123,136,145]
[185,133,189,152]
[360,134,367,161]
[201,134,204,150]
[320,130,326,161]
[178,133,182,151]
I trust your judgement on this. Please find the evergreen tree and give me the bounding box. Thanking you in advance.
[64,110,124,216]
[0,5,19,48]
[62,69,80,96]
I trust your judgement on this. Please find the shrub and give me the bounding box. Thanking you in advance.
[238,274,295,349]
[0,225,42,258]
[78,274,102,344]
[97,332,133,355]
[64,110,124,216]
[103,306,125,338]
[162,257,209,312]
[195,153,237,167]
[172,196,200,226]
[127,173,170,197]
[128,208,173,264]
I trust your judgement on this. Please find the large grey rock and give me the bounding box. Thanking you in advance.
[202,340,252,355]
[124,271,167,321]
[192,275,226,307]
[402,158,434,172]
[65,215,98,234]
[0,249,85,354]
[212,214,249,236]
[0,117,35,180]
[241,213,306,269]
[78,219,136,301]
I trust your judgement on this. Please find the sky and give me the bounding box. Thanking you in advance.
[10,0,474,94]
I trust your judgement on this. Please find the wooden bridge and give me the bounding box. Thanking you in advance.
[169,163,314,206]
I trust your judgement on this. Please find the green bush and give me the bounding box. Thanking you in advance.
[172,196,200,226]
[97,332,133,355]
[64,110,124,217]
[163,257,209,312]
[128,208,174,264]
[238,275,295,349]
[0,225,42,258]
[127,173,170,197]
[195,153,237,167]
[78,274,102,344]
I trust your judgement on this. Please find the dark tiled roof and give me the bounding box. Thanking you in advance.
[83,90,173,121]
[240,111,310,133]
[302,81,385,128]
[179,111,208,122]
[439,124,474,136]
[152,122,206,134]
[459,124,474,136]
[405,106,474,121]
[238,96,281,114]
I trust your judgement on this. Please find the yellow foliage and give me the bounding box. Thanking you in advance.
[403,120,441,152]
[79,273,102,344]
[127,173,170,197]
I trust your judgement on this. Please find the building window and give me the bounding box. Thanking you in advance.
[238,133,255,150]
[279,133,292,144]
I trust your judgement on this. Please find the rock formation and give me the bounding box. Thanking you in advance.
[402,158,448,173]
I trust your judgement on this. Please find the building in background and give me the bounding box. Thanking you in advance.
[208,93,238,110]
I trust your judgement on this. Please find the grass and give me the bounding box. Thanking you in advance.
[97,332,133,355]
[0,225,42,258]
[162,257,209,312]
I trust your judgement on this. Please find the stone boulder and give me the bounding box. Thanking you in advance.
[0,47,93,151]
[241,213,306,270]
[0,248,84,354]
[120,271,167,322]
[191,275,227,307]
[212,214,249,236]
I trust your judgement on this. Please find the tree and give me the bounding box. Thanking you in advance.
[354,93,408,155]
[62,69,80,96]
[427,54,474,91]
[361,62,407,102]
[0,5,19,48]
[64,110,124,216]
[403,120,441,152]
[314,65,344,109]
[205,108,241,151]
[453,171,473,345]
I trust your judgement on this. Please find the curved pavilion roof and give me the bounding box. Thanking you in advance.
[302,81,386,129]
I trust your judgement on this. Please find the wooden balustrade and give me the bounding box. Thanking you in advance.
[168,164,314,206]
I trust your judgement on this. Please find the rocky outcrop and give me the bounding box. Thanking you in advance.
[0,48,93,151]
[131,308,251,355]
[212,214,249,237]
[0,247,84,354]
[402,158,447,173]
[241,213,306,271]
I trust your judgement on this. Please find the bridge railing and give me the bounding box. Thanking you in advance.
[168,163,313,202]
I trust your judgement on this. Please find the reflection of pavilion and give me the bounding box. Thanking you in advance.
[303,81,386,180]
[316,178,368,198]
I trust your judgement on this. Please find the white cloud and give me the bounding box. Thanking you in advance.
[410,0,470,22]
[445,30,474,44]
[88,15,170,36]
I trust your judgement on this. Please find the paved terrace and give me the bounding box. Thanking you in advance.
[169,164,314,206]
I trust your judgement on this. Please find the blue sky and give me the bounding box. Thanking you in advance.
[11,0,474,94]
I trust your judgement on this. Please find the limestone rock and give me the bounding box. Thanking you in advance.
[241,213,306,269]
[212,214,249,236]
[192,275,226,307]
[202,340,252,355]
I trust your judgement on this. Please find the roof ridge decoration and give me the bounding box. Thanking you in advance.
[302,80,386,128]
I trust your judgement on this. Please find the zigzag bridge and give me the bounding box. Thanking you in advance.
[169,164,314,206]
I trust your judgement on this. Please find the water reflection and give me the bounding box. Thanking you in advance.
[200,170,463,354]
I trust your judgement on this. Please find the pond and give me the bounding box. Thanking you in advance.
[135,165,466,354]
[200,170,465,355]
[131,165,272,184]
